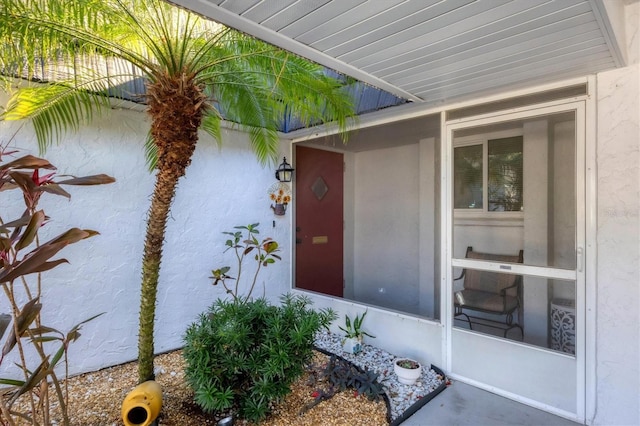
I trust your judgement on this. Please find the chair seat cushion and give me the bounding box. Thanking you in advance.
[455,289,518,313]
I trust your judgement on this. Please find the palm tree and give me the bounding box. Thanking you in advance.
[0,0,354,383]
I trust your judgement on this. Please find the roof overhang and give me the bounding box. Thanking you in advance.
[168,0,628,112]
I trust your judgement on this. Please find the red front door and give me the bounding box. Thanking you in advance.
[295,146,343,297]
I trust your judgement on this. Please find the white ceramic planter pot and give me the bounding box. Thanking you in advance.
[394,358,422,385]
[342,337,363,355]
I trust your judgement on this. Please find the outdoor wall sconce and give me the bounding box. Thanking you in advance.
[275,157,294,182]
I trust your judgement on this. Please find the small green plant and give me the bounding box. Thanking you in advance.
[210,223,281,302]
[338,311,375,341]
[396,359,420,369]
[183,294,337,423]
[0,148,114,425]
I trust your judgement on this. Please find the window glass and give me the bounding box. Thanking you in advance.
[488,136,523,212]
[293,113,443,321]
[452,111,577,269]
[454,136,523,212]
[454,144,483,209]
[453,262,576,354]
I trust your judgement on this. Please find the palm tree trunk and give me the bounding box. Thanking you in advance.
[138,72,205,383]
[137,166,180,383]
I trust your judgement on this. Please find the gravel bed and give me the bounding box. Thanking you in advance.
[8,333,442,425]
[314,330,446,423]
[9,350,388,426]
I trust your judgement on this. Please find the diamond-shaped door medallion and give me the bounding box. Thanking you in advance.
[311,176,329,201]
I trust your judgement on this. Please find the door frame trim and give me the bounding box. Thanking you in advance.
[442,98,591,422]
[584,74,597,423]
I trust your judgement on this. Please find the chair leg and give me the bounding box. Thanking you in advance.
[503,324,524,339]
[518,305,524,336]
[516,324,523,338]
[455,309,473,330]
[503,312,524,339]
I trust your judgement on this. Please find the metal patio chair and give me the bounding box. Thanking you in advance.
[454,246,524,338]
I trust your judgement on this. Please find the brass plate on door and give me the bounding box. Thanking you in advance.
[312,236,328,244]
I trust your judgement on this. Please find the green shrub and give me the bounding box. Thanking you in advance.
[183,293,336,422]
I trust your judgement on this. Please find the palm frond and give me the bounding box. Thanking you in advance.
[144,131,158,172]
[1,0,356,156]
[211,69,280,165]
[245,125,279,166]
[3,81,111,152]
[1,0,151,77]
[201,110,222,149]
[195,31,356,140]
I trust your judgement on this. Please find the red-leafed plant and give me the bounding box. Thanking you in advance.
[0,146,114,426]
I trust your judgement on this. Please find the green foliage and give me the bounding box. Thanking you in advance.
[0,0,356,165]
[0,147,114,425]
[338,310,375,340]
[210,223,281,302]
[1,0,357,384]
[183,293,337,423]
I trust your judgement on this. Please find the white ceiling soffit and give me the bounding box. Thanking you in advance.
[169,0,627,108]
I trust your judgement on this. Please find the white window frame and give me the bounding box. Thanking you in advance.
[453,128,524,222]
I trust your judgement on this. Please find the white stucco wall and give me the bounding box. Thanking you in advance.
[0,102,292,377]
[593,2,640,424]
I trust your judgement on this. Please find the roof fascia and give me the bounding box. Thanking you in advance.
[589,0,628,66]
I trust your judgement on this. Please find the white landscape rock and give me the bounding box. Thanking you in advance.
[314,330,445,422]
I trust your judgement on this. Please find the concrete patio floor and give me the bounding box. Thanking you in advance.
[402,379,581,426]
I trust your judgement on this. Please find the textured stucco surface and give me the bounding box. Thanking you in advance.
[0,103,292,377]
[593,2,640,424]
[594,67,640,426]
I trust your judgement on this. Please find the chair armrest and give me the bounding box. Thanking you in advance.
[499,282,518,296]
[499,282,520,311]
